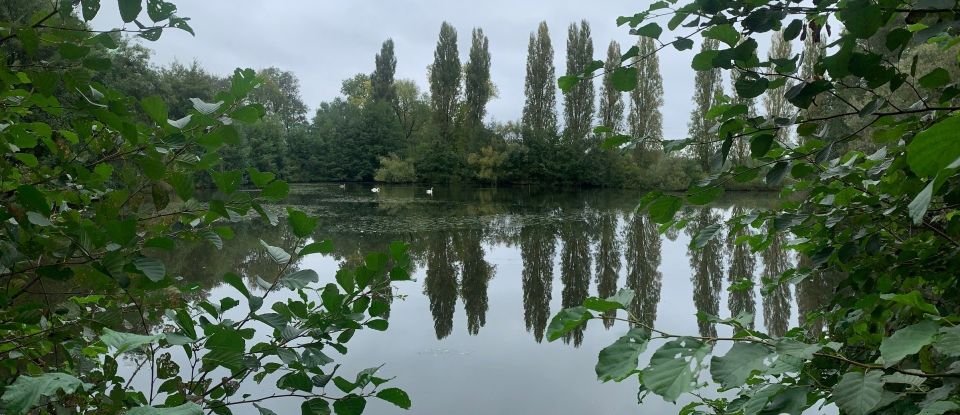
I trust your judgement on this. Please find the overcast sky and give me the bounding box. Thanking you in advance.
[93,1,721,140]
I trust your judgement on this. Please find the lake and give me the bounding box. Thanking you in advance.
[155,184,821,414]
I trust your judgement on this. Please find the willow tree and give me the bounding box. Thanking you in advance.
[629,37,664,155]
[597,41,625,131]
[563,20,595,143]
[521,21,558,144]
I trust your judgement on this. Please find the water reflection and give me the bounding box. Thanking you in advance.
[160,186,801,348]
[456,228,494,335]
[726,207,757,325]
[560,211,592,346]
[424,231,460,339]
[686,208,724,337]
[761,229,792,337]
[594,212,622,329]
[520,222,556,343]
[624,212,662,329]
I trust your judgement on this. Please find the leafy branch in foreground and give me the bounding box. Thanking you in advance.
[553,0,960,413]
[0,1,411,414]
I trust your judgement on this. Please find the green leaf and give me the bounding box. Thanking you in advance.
[301,398,331,415]
[641,338,711,402]
[26,212,51,227]
[0,373,89,415]
[583,288,635,312]
[686,186,723,206]
[735,74,769,99]
[611,67,638,92]
[546,306,592,342]
[277,371,312,392]
[287,208,317,238]
[376,388,411,409]
[281,269,318,290]
[880,291,939,315]
[127,403,203,415]
[101,328,163,354]
[133,257,166,282]
[203,328,245,371]
[260,240,291,264]
[672,37,694,51]
[703,24,739,47]
[17,185,50,215]
[635,23,662,39]
[558,75,579,92]
[710,343,771,388]
[647,195,682,224]
[933,326,960,356]
[300,240,334,256]
[261,180,290,201]
[919,401,960,415]
[231,104,265,123]
[907,114,960,178]
[691,223,722,249]
[766,162,789,185]
[81,0,101,20]
[775,339,822,361]
[118,0,142,22]
[832,371,883,415]
[596,328,650,382]
[838,0,882,38]
[692,50,720,71]
[366,319,388,331]
[253,404,278,415]
[750,134,775,158]
[783,19,803,41]
[919,68,950,89]
[333,395,366,415]
[879,320,939,367]
[247,168,276,187]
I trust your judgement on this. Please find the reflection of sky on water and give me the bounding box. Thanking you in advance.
[127,184,825,414]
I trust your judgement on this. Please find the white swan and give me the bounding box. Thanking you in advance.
[426,187,434,196]
[371,187,380,193]
[339,184,345,189]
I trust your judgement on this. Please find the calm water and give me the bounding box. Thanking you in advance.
[153,184,823,414]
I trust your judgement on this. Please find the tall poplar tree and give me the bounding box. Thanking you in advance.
[371,38,397,103]
[563,20,595,143]
[597,40,624,131]
[464,28,492,129]
[764,30,794,143]
[629,37,664,155]
[689,38,723,171]
[429,22,461,139]
[521,21,557,144]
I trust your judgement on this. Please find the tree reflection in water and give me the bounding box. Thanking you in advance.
[594,212,622,329]
[560,212,592,347]
[686,208,723,338]
[521,222,556,343]
[624,212,662,330]
[726,206,757,326]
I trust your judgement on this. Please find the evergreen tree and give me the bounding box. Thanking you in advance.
[563,20,595,143]
[629,37,664,155]
[371,39,397,104]
[521,21,558,144]
[689,39,723,172]
[597,40,624,131]
[429,22,462,139]
[464,28,492,129]
[764,30,794,144]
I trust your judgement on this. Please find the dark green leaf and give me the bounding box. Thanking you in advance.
[703,24,739,46]
[611,67,638,92]
[641,338,711,402]
[833,371,883,415]
[907,114,960,178]
[0,373,88,415]
[596,328,650,382]
[647,195,682,224]
[287,209,317,238]
[710,343,771,388]
[133,257,166,282]
[332,395,366,415]
[919,68,951,89]
[375,388,411,409]
[546,306,592,342]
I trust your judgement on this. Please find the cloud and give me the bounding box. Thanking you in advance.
[94,0,709,139]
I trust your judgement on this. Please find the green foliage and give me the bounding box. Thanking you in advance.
[549,0,960,412]
[0,2,409,414]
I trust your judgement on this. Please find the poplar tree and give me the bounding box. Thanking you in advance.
[764,30,794,143]
[371,38,397,103]
[629,37,664,154]
[429,22,461,139]
[689,38,723,172]
[563,20,595,143]
[464,28,492,129]
[597,40,624,131]
[729,65,758,164]
[521,21,557,144]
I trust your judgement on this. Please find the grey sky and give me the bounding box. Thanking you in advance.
[95,1,710,140]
